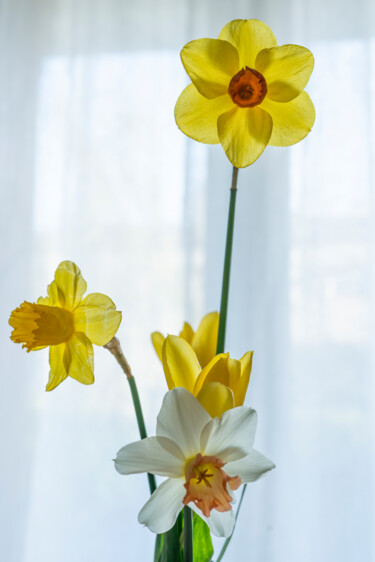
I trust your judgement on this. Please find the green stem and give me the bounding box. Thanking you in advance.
[104,337,157,495]
[127,376,156,494]
[183,506,193,562]
[215,485,247,562]
[127,376,148,439]
[216,166,239,354]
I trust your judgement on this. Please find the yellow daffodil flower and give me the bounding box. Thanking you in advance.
[9,260,122,391]
[175,19,315,167]
[151,311,219,368]
[161,334,253,418]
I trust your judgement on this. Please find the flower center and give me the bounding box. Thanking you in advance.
[228,67,267,108]
[9,302,74,351]
[183,453,241,517]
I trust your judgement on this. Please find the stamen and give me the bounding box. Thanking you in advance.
[193,466,213,487]
[183,453,241,517]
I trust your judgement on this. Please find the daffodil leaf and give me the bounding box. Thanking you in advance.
[153,534,164,562]
[192,512,214,562]
[179,511,213,561]
[159,512,183,562]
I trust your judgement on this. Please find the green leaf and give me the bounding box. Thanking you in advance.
[154,534,164,562]
[192,512,214,562]
[160,512,184,562]
[156,510,213,562]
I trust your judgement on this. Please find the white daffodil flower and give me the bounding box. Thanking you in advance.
[114,387,275,538]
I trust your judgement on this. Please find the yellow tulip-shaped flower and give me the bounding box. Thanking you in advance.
[175,19,315,168]
[161,334,253,418]
[151,311,219,369]
[9,261,122,391]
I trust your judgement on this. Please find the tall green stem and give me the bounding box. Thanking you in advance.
[183,506,193,562]
[127,376,156,495]
[216,166,239,354]
[104,337,157,495]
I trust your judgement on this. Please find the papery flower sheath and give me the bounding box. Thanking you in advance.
[9,260,122,391]
[175,19,315,167]
[115,387,274,537]
[160,335,253,418]
[151,311,219,368]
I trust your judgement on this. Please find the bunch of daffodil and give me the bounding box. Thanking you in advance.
[160,334,253,418]
[152,311,219,368]
[175,18,315,167]
[9,260,122,390]
[115,387,274,537]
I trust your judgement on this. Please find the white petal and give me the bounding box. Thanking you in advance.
[138,477,186,533]
[156,388,211,458]
[225,449,275,482]
[190,502,235,538]
[202,406,258,461]
[114,436,185,477]
[200,417,246,462]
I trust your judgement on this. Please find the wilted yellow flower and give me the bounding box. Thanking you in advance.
[175,19,315,167]
[161,335,253,418]
[9,261,122,391]
[151,311,219,368]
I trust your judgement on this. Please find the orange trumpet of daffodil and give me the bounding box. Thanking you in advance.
[160,334,253,418]
[175,19,315,167]
[9,260,122,391]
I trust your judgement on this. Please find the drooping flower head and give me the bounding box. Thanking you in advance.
[9,261,122,390]
[175,19,315,167]
[115,387,274,538]
[160,334,253,418]
[151,311,219,368]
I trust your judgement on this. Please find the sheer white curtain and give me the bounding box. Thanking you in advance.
[1,1,374,561]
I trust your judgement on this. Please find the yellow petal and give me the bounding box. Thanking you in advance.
[233,351,253,406]
[191,312,219,368]
[196,382,235,418]
[193,353,230,396]
[151,332,165,361]
[162,335,201,393]
[46,343,68,391]
[261,92,315,147]
[227,357,241,388]
[54,261,87,311]
[73,293,122,346]
[256,45,314,102]
[219,19,277,69]
[181,38,239,98]
[217,106,272,168]
[179,322,194,344]
[37,280,62,307]
[175,84,233,144]
[65,332,94,385]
